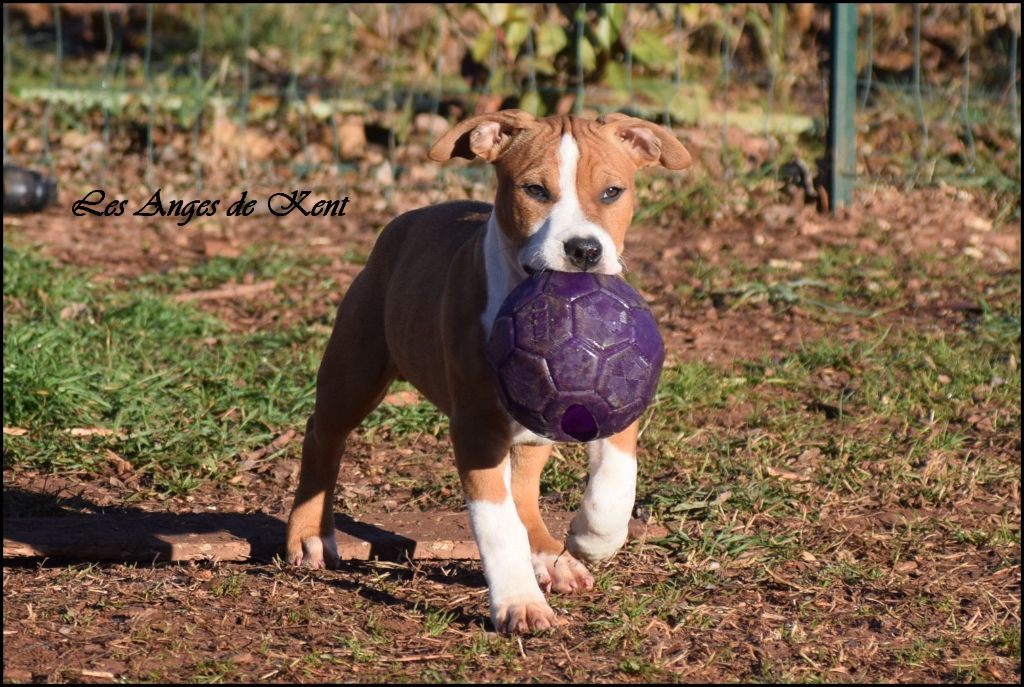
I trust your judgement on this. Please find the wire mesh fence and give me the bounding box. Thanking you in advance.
[2,3,1021,217]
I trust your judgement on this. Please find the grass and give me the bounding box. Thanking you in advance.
[130,244,338,295]
[633,171,723,227]
[364,386,450,441]
[421,607,458,637]
[211,572,247,598]
[642,321,1019,513]
[2,245,322,486]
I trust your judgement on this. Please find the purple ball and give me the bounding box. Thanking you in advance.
[486,271,665,442]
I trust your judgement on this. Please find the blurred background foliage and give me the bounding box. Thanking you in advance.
[2,3,1020,203]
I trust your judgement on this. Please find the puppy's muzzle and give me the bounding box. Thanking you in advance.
[563,237,602,272]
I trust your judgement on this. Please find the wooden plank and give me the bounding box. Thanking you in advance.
[3,511,668,563]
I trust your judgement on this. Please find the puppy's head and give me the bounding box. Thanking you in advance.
[429,111,692,275]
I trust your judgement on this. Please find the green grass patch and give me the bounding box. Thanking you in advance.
[639,311,1020,524]
[3,245,321,488]
[364,381,449,440]
[131,244,338,295]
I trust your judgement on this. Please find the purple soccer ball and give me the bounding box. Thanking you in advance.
[486,271,665,443]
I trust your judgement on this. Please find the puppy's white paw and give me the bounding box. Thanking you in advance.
[565,528,627,564]
[287,531,340,569]
[493,598,563,634]
[532,551,594,594]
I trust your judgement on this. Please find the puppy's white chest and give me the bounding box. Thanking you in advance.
[480,212,527,338]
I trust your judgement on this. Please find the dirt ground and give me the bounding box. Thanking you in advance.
[4,164,1021,682]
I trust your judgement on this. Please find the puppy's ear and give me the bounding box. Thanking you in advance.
[599,113,693,171]
[428,110,536,163]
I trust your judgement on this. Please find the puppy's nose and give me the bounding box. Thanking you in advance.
[564,237,602,271]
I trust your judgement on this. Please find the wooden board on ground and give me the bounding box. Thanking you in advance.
[2,511,668,563]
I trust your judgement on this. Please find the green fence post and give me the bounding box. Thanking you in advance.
[828,4,857,212]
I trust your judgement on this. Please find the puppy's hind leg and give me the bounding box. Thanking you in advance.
[286,274,394,569]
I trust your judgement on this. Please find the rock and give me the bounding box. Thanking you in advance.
[971,384,991,402]
[413,112,448,137]
[337,115,367,159]
[3,164,58,214]
[964,214,993,232]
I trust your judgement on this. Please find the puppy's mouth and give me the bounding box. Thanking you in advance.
[521,260,621,276]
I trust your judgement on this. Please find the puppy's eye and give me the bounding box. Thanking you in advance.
[522,184,550,201]
[601,186,624,203]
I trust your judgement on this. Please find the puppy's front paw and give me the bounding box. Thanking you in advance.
[493,599,564,635]
[565,528,627,564]
[285,530,340,570]
[532,551,594,594]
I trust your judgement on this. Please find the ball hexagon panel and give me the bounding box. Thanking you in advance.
[596,344,653,409]
[603,400,646,436]
[548,338,601,392]
[572,291,634,351]
[486,315,516,367]
[600,274,648,308]
[512,295,574,356]
[504,271,549,313]
[625,307,664,364]
[499,349,555,410]
[547,271,601,302]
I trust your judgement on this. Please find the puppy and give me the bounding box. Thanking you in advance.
[286,111,692,634]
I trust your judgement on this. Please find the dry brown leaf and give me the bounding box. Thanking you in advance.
[202,239,242,259]
[68,427,118,437]
[767,466,809,481]
[893,560,918,573]
[172,281,276,303]
[268,430,296,453]
[80,670,116,680]
[105,449,134,476]
[383,390,421,407]
[59,302,88,320]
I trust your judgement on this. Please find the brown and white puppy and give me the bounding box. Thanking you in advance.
[285,111,692,634]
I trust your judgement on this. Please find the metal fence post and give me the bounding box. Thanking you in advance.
[828,3,857,211]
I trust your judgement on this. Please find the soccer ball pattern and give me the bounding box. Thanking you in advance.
[486,271,665,442]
